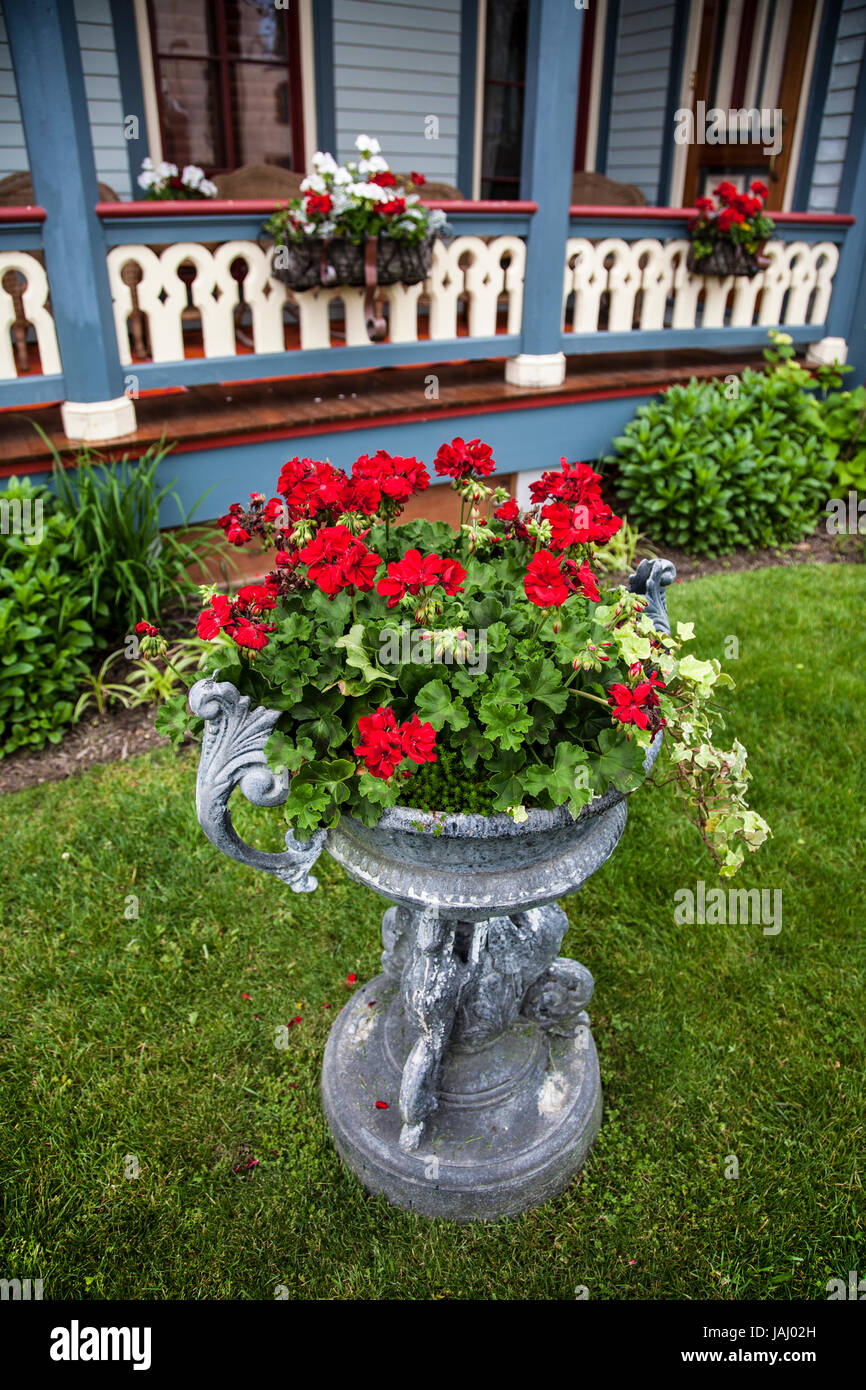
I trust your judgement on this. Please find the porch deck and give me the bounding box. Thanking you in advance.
[0,347,766,477]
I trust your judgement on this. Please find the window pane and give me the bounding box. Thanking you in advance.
[150,0,215,55]
[158,58,225,169]
[223,0,287,59]
[484,0,528,84]
[481,83,525,200]
[231,61,292,167]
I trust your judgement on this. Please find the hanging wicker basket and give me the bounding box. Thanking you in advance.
[270,233,437,342]
[271,233,435,291]
[687,241,770,278]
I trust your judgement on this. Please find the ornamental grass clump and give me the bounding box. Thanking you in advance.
[164,439,770,875]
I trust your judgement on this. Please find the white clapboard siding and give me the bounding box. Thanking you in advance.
[332,0,461,186]
[0,0,131,197]
[808,0,866,212]
[603,0,677,204]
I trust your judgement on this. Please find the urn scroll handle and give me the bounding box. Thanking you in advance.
[189,678,326,893]
[628,557,676,636]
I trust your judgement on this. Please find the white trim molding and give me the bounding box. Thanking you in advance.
[471,0,487,201]
[299,0,317,168]
[133,0,162,166]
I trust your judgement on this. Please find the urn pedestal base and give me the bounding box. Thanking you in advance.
[321,974,602,1221]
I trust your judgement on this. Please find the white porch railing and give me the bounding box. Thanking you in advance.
[562,236,840,334]
[104,234,527,363]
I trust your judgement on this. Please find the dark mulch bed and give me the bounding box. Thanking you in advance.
[1,530,862,797]
[0,705,173,797]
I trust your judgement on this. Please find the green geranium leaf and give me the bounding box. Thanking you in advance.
[335,622,397,688]
[414,679,469,731]
[590,727,646,794]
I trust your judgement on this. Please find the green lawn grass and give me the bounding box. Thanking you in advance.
[0,564,863,1301]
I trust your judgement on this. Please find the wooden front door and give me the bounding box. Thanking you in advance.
[682,0,816,209]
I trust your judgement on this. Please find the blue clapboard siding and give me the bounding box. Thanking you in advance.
[0,6,26,174]
[332,0,461,186]
[808,0,866,212]
[0,0,130,197]
[603,0,676,203]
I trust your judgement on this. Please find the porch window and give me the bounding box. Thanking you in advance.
[479,0,529,200]
[146,0,305,174]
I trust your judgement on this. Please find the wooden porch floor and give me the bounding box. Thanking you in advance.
[0,347,765,474]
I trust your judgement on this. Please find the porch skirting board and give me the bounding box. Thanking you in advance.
[60,395,137,444]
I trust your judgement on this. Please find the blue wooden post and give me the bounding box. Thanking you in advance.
[110,0,150,192]
[825,58,866,379]
[312,0,337,156]
[507,0,584,386]
[4,0,135,438]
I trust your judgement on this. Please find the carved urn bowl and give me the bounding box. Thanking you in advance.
[326,787,638,922]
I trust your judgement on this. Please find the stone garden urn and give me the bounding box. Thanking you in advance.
[189,559,675,1221]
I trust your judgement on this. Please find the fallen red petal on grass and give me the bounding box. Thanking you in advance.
[241,993,252,1000]
[375,1101,389,1110]
[346,973,357,985]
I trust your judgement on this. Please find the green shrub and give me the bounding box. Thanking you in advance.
[821,385,866,493]
[607,366,834,556]
[0,477,96,755]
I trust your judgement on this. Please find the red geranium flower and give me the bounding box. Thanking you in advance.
[299,525,381,597]
[564,558,600,603]
[434,437,496,480]
[399,713,437,765]
[524,550,569,608]
[410,171,426,187]
[608,682,657,730]
[354,706,404,780]
[233,621,271,651]
[718,207,745,231]
[369,170,397,188]
[750,180,768,198]
[380,197,406,216]
[305,192,332,215]
[543,501,592,549]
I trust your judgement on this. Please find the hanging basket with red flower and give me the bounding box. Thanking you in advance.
[265,135,448,340]
[686,181,775,278]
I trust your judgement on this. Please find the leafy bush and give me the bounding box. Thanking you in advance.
[607,365,834,556]
[821,386,866,493]
[0,477,96,754]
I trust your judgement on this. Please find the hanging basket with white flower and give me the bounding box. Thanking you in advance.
[264,135,449,340]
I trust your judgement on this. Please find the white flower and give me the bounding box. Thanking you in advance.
[333,166,353,186]
[366,154,388,173]
[140,156,154,171]
[199,179,218,198]
[349,180,387,202]
[137,170,157,190]
[300,173,327,194]
[155,161,178,179]
[182,164,205,187]
[311,151,339,175]
[354,133,381,157]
